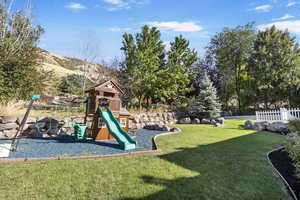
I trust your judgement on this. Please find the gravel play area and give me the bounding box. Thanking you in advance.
[0,129,167,160]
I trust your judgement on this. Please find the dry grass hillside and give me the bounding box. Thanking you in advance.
[39,48,117,81]
[38,49,118,94]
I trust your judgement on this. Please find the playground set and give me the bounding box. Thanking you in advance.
[11,80,137,152]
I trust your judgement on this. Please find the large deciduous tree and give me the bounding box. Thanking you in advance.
[0,1,45,102]
[247,25,300,108]
[206,23,255,112]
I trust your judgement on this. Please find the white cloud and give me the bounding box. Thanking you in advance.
[163,41,171,50]
[103,0,129,10]
[65,2,86,10]
[102,0,149,11]
[108,26,132,32]
[257,20,300,35]
[287,2,297,7]
[251,4,272,12]
[272,14,295,21]
[145,21,203,32]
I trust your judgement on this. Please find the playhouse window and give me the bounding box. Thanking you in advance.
[120,118,126,128]
[104,92,114,98]
[98,118,106,128]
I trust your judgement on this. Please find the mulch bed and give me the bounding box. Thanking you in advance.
[269,148,300,199]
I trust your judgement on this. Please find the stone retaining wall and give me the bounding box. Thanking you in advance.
[0,116,85,139]
[0,112,178,139]
[130,112,178,130]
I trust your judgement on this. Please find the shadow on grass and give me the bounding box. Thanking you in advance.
[123,132,287,200]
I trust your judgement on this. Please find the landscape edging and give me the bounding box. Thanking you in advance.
[266,146,298,200]
[0,128,181,164]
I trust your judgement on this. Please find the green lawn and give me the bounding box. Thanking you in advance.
[0,120,290,200]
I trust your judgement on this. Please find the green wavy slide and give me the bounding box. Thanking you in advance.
[98,107,136,150]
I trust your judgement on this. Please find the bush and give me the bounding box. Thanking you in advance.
[286,120,300,177]
[286,136,300,177]
[59,74,94,96]
[288,120,300,135]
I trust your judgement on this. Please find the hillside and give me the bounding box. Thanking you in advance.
[39,49,117,81]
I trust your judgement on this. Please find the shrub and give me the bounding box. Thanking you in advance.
[286,120,300,177]
[288,120,300,135]
[59,74,94,96]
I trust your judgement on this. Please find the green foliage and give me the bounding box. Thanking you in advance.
[0,3,45,102]
[189,73,222,119]
[287,120,300,177]
[59,74,93,96]
[247,25,300,108]
[206,23,255,112]
[158,35,198,104]
[121,26,198,108]
[287,135,300,177]
[121,25,165,108]
[288,120,300,134]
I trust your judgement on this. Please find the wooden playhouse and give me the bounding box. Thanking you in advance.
[84,80,131,141]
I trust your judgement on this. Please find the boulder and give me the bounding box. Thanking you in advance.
[244,120,254,129]
[266,122,289,134]
[215,123,223,127]
[211,119,217,125]
[26,117,37,124]
[3,129,17,138]
[178,117,191,124]
[201,118,211,124]
[170,127,181,132]
[85,117,93,122]
[192,118,201,124]
[0,123,18,131]
[216,117,225,125]
[61,127,72,135]
[28,129,42,138]
[0,116,18,123]
[48,128,61,136]
[161,126,171,132]
[253,121,270,131]
[73,117,84,124]
[144,124,171,131]
[35,122,47,129]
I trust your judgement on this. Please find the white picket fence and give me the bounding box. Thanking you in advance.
[256,108,300,121]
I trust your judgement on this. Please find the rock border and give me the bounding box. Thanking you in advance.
[0,128,181,164]
[267,146,298,200]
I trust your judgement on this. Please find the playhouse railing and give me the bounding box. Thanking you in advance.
[256,108,300,121]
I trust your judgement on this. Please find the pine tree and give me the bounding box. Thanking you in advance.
[189,72,222,119]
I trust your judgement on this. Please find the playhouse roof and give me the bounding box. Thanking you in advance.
[85,80,124,94]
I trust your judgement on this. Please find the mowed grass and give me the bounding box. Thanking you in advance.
[0,120,290,200]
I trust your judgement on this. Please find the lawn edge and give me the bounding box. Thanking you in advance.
[267,146,298,200]
[0,128,181,164]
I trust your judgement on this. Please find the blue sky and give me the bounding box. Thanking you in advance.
[15,0,300,62]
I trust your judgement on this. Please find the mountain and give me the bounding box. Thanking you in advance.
[39,49,117,81]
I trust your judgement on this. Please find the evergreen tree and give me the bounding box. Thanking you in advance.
[189,73,222,119]
[158,35,198,105]
[121,25,165,109]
